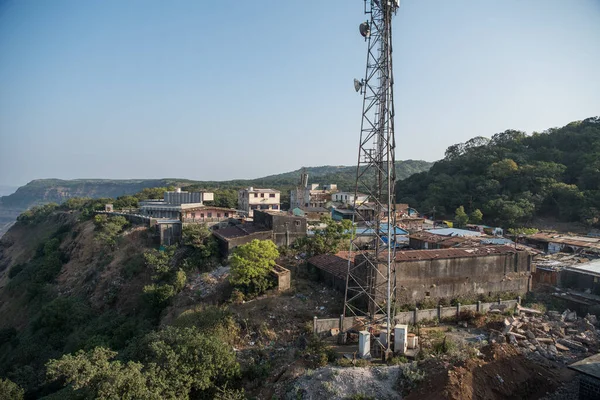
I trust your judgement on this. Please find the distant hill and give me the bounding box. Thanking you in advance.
[396,116,600,228]
[0,160,433,237]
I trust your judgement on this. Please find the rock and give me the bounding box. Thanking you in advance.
[558,338,587,351]
[585,314,598,326]
[563,310,577,322]
[525,330,535,339]
[518,305,542,315]
[536,337,554,344]
[548,345,558,354]
[555,342,570,352]
[508,333,518,345]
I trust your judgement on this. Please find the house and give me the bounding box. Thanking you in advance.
[523,233,600,256]
[331,192,369,205]
[290,172,338,209]
[292,206,330,221]
[307,253,351,292]
[238,187,280,217]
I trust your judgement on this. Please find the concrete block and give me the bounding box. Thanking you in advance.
[359,331,371,358]
[394,324,408,355]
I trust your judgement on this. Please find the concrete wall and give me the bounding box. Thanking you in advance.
[561,269,600,295]
[391,252,530,304]
[254,211,307,247]
[312,299,519,334]
[215,230,273,256]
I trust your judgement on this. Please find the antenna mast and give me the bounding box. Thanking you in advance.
[344,0,398,358]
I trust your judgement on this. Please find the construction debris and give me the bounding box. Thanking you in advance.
[488,308,599,363]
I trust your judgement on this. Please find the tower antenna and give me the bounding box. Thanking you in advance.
[344,0,399,359]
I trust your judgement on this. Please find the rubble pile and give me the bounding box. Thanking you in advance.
[488,305,599,363]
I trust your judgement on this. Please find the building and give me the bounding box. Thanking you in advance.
[291,206,330,221]
[140,188,214,219]
[212,210,307,255]
[180,206,241,223]
[569,354,600,400]
[523,233,600,256]
[238,187,280,217]
[332,192,369,205]
[290,172,338,209]
[310,246,532,306]
[253,210,307,247]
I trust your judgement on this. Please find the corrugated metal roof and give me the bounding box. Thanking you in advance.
[393,245,518,262]
[565,259,600,276]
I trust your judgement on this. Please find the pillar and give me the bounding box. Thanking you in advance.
[517,296,522,305]
[394,324,408,355]
[313,316,317,335]
[359,331,371,358]
[456,302,461,318]
[380,329,388,348]
[413,307,419,325]
[438,304,442,320]
[477,300,481,313]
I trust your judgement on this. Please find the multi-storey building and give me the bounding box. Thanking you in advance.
[238,187,280,217]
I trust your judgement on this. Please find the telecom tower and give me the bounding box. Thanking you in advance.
[344,0,399,357]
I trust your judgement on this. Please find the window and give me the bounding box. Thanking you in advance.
[217,213,221,218]
[260,193,265,198]
[269,193,275,198]
[208,212,212,218]
[224,212,229,217]
[295,221,300,227]
[273,205,279,210]
[254,193,258,198]
[200,213,204,218]
[191,212,195,219]
[425,291,430,297]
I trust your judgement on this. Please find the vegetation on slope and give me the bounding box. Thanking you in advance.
[396,117,600,228]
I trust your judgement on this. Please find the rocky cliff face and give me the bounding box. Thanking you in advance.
[0,179,173,237]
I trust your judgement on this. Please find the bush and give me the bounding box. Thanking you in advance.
[229,240,279,297]
[0,378,24,400]
[8,264,25,279]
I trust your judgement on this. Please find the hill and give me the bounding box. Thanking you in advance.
[396,116,600,228]
[0,160,432,237]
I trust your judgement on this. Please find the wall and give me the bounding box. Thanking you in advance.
[214,230,273,256]
[390,252,530,304]
[253,211,307,247]
[312,299,519,334]
[561,269,600,295]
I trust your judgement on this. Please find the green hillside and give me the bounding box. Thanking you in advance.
[396,117,600,228]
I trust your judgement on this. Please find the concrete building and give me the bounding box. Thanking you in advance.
[238,187,280,217]
[332,192,369,205]
[310,246,532,307]
[292,206,331,221]
[180,206,241,223]
[523,233,600,256]
[290,172,338,209]
[140,188,214,219]
[212,210,307,255]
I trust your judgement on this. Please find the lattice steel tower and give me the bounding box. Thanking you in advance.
[344,0,399,356]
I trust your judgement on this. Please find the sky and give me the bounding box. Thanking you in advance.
[0,0,599,187]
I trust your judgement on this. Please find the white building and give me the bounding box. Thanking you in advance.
[332,191,369,205]
[238,187,281,217]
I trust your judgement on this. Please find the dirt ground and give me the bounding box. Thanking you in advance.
[405,343,573,400]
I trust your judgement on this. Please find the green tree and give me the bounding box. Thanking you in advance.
[94,215,129,246]
[507,227,539,236]
[229,240,279,296]
[113,195,139,210]
[468,209,483,224]
[294,217,353,256]
[488,159,518,179]
[0,378,24,400]
[181,224,217,259]
[136,327,240,399]
[454,206,469,228]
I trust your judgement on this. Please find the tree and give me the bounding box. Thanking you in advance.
[468,209,483,224]
[454,206,469,228]
[294,217,353,256]
[0,378,24,400]
[229,240,279,296]
[47,347,159,400]
[507,227,538,236]
[181,224,217,260]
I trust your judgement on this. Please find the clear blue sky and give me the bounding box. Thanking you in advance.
[1,0,599,186]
